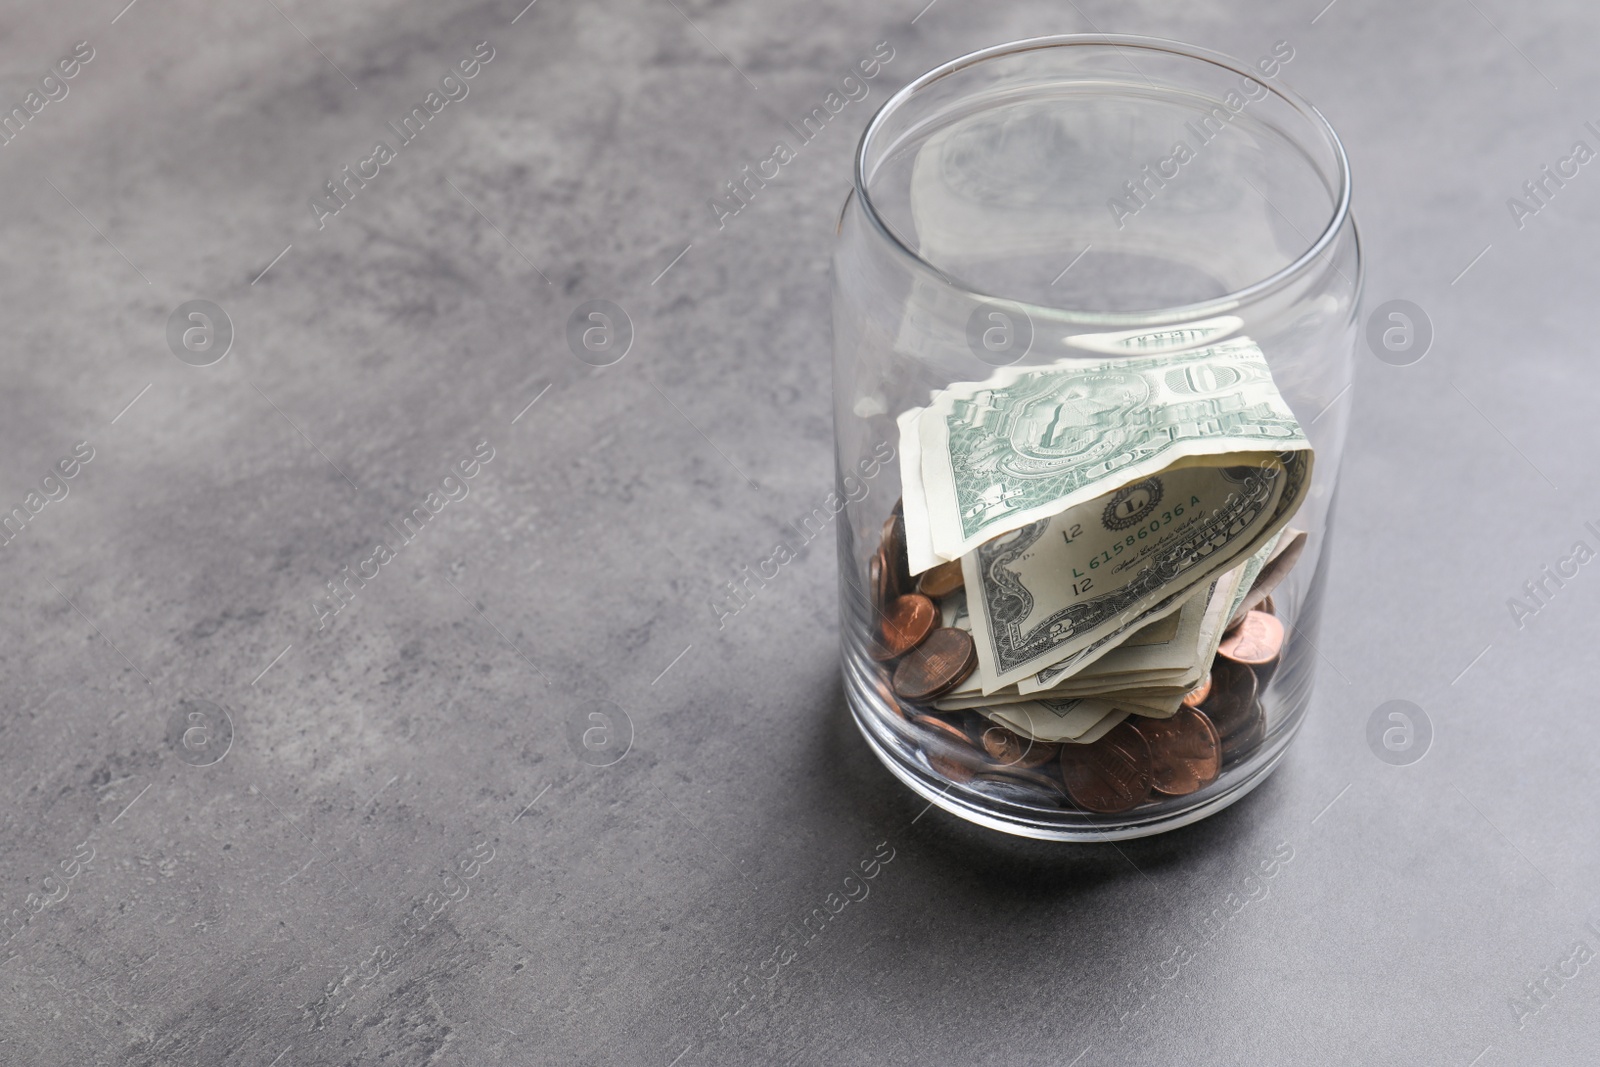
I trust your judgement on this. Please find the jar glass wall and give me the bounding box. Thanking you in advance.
[832,35,1359,840]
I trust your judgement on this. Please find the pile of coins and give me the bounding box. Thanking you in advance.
[868,507,979,702]
[864,505,1289,815]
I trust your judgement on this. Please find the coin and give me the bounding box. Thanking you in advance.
[928,752,976,783]
[893,627,977,701]
[911,712,972,743]
[1130,708,1221,796]
[881,513,910,597]
[916,559,965,599]
[1224,594,1278,638]
[870,593,937,662]
[977,722,1059,769]
[871,671,907,720]
[1217,610,1284,667]
[1221,715,1266,766]
[1199,657,1258,740]
[1182,672,1213,708]
[869,548,891,615]
[912,713,978,783]
[1059,721,1153,814]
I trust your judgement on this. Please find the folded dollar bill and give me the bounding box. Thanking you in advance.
[964,454,1307,690]
[897,338,1310,693]
[939,586,1200,701]
[898,337,1311,572]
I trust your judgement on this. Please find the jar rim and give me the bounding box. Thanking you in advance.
[852,33,1355,327]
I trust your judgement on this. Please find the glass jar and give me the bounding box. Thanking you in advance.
[832,35,1359,840]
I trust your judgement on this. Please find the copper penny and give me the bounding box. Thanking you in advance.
[1130,708,1222,796]
[1182,671,1213,708]
[928,752,976,783]
[893,627,977,702]
[871,671,907,720]
[1199,657,1258,739]
[916,559,965,599]
[912,713,979,783]
[880,514,910,597]
[869,593,936,662]
[977,723,1060,769]
[869,548,891,615]
[1059,721,1154,814]
[911,712,972,746]
[1221,715,1266,766]
[1217,610,1284,667]
[1224,593,1278,638]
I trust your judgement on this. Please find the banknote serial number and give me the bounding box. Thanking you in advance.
[1064,496,1203,585]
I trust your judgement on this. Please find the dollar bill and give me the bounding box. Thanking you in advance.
[1228,528,1307,628]
[1110,608,1185,648]
[936,687,1173,714]
[1017,581,1214,694]
[939,587,1192,702]
[1221,529,1281,627]
[986,700,1130,744]
[1018,563,1243,695]
[961,454,1308,690]
[944,587,1188,657]
[898,402,943,577]
[900,337,1311,567]
[975,589,1196,697]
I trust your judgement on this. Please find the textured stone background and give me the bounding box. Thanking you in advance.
[0,0,1596,1064]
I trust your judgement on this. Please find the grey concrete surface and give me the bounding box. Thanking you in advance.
[0,0,1596,1064]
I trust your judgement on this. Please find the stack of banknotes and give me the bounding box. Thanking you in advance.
[889,337,1312,744]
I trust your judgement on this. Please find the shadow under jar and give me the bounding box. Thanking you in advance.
[832,35,1359,840]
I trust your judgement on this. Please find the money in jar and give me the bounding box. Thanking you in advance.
[832,36,1358,840]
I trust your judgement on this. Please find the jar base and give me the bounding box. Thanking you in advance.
[844,645,1304,841]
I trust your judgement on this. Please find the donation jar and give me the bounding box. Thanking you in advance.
[832,35,1359,840]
